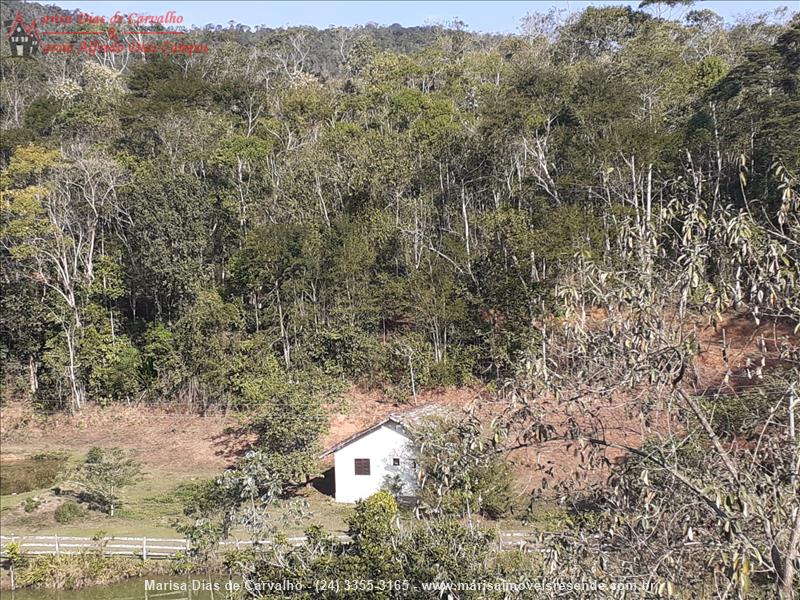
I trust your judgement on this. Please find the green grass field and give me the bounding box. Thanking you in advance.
[1,451,558,540]
[0,451,353,538]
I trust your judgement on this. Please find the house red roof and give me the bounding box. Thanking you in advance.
[6,13,41,42]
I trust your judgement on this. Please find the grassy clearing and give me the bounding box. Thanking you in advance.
[261,488,353,535]
[1,450,561,540]
[1,455,216,537]
[0,451,352,538]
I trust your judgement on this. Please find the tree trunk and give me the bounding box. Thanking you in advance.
[65,318,84,412]
[408,351,417,402]
[779,509,799,598]
[276,283,290,369]
[461,185,471,273]
[29,355,38,395]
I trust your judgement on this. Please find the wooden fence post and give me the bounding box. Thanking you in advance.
[9,534,16,591]
[55,534,60,556]
[142,536,147,561]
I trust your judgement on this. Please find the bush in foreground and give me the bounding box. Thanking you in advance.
[15,553,169,590]
[54,501,85,524]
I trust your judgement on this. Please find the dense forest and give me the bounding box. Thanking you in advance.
[1,0,799,597]
[1,1,795,410]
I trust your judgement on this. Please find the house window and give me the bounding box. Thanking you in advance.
[354,458,371,475]
[392,458,400,466]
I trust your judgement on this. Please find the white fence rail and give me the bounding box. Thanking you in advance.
[1,531,539,559]
[0,535,191,559]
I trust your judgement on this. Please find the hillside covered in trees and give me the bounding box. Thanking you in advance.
[1,0,799,597]
[1,1,795,409]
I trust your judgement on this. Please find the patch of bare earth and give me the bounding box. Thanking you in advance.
[324,386,655,495]
[692,314,798,391]
[506,314,799,494]
[0,403,242,471]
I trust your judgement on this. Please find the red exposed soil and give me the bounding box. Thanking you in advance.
[691,314,797,391]
[323,385,480,449]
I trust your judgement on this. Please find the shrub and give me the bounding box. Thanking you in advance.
[300,325,388,381]
[84,447,104,463]
[54,501,85,524]
[416,417,518,519]
[347,491,398,543]
[701,370,795,438]
[399,519,496,584]
[381,474,404,500]
[82,326,143,405]
[346,491,401,578]
[15,553,168,589]
[23,497,42,513]
[170,550,195,575]
[4,541,24,565]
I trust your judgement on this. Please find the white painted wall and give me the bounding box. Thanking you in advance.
[333,421,418,503]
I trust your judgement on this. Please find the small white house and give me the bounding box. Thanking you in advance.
[320,404,444,504]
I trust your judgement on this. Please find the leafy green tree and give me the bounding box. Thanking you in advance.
[1,144,128,411]
[170,289,242,410]
[415,415,517,520]
[124,165,218,320]
[70,447,142,516]
[81,322,142,405]
[240,340,331,484]
[229,223,324,367]
[346,491,400,576]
